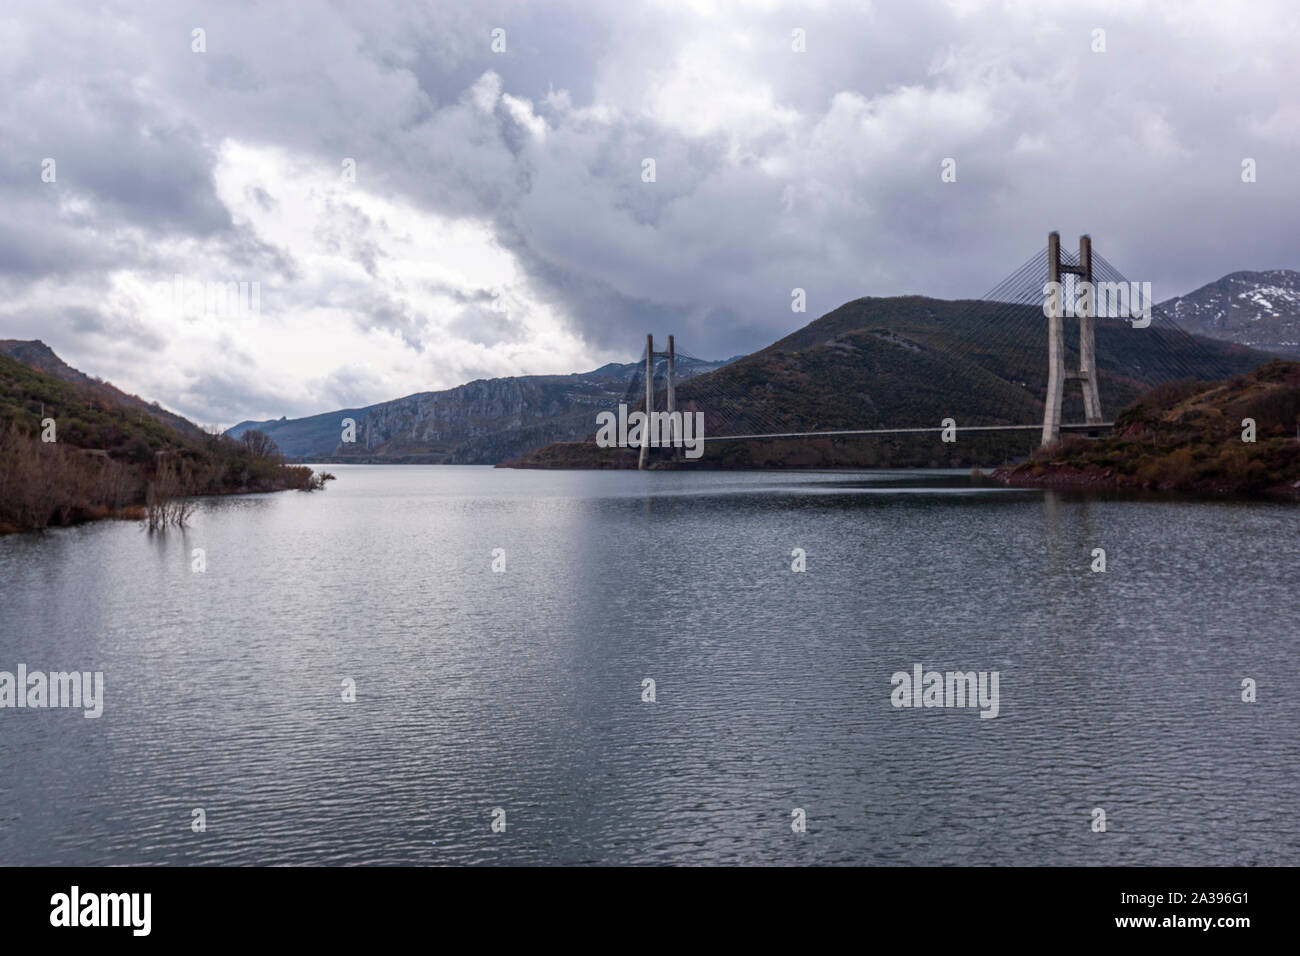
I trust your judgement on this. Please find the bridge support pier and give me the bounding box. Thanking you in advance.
[639,334,653,470]
[636,333,679,469]
[1077,237,1103,427]
[666,335,679,459]
[1041,232,1104,447]
[1042,233,1065,447]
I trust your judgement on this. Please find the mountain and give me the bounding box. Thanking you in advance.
[224,355,737,463]
[995,359,1300,498]
[1158,270,1300,358]
[0,339,204,438]
[0,344,324,533]
[508,295,1270,470]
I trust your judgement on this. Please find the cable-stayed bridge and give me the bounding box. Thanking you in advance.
[608,233,1255,468]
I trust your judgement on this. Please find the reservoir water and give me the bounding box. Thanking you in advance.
[1,466,1296,865]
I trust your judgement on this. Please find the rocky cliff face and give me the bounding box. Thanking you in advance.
[1159,270,1300,358]
[226,356,734,463]
[345,376,621,461]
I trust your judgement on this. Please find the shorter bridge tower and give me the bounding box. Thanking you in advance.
[638,334,678,469]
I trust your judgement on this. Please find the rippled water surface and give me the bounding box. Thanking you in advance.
[1,466,1297,865]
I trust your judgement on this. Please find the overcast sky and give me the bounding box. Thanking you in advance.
[2,0,1297,426]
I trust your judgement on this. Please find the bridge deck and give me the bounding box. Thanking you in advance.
[699,423,1113,442]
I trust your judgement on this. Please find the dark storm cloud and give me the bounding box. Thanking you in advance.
[2,64,231,243]
[1,0,1298,420]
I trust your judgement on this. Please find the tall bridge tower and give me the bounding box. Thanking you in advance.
[1041,232,1104,447]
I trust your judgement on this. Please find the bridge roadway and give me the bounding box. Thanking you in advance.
[698,422,1114,442]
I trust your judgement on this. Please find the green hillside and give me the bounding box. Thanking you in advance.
[0,351,326,533]
[0,338,204,438]
[0,352,190,456]
[996,360,1300,498]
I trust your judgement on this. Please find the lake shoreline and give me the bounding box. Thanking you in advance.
[991,460,1300,501]
[0,481,327,536]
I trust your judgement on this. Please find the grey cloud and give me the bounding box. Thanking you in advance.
[1,0,1298,420]
[179,369,314,424]
[448,303,526,346]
